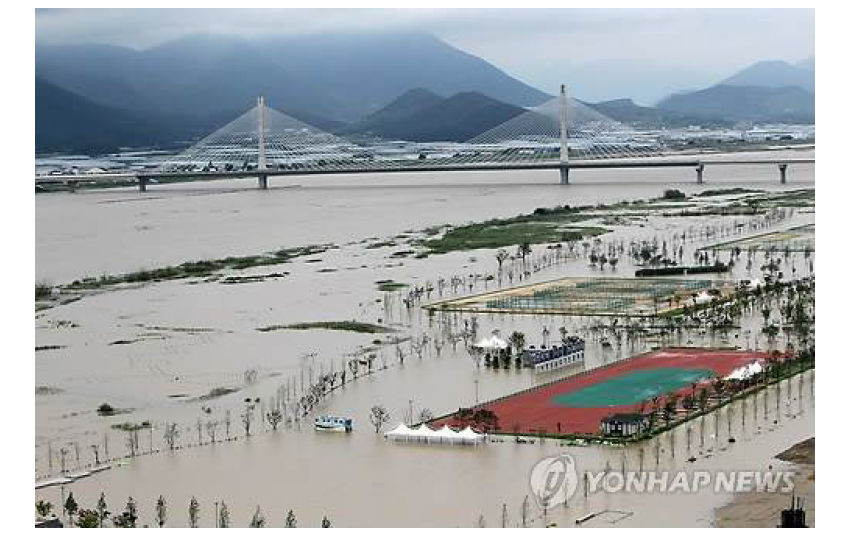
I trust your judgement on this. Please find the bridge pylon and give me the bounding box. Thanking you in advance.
[257,95,268,190]
[559,84,570,185]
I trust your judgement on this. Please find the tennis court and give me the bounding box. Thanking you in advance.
[434,348,773,436]
[424,277,735,317]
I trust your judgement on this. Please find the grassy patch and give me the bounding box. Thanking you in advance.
[35,282,52,300]
[35,345,65,352]
[695,187,764,197]
[64,244,333,291]
[257,321,394,334]
[365,240,396,249]
[376,280,408,292]
[36,386,63,396]
[422,220,607,255]
[198,386,240,400]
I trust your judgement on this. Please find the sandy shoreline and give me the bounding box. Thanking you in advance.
[713,437,815,527]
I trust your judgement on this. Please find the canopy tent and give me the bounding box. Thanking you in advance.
[745,278,764,291]
[473,335,508,351]
[693,291,714,305]
[384,423,485,446]
[384,423,413,439]
[724,360,764,381]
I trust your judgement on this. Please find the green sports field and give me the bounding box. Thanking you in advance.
[551,367,714,407]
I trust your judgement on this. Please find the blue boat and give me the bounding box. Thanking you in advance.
[314,415,353,433]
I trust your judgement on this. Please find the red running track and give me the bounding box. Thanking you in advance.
[435,348,775,435]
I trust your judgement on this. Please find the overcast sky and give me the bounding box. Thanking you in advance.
[35,8,815,104]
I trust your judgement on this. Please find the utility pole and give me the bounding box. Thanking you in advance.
[559,84,570,185]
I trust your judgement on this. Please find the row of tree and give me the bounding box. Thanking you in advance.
[37,493,329,528]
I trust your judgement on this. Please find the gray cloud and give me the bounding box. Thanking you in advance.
[35,8,814,104]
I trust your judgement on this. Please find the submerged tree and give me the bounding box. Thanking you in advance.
[74,509,101,528]
[218,501,230,528]
[164,423,179,451]
[112,496,138,528]
[96,492,109,528]
[35,500,53,519]
[63,492,79,523]
[249,506,266,528]
[188,497,200,528]
[285,509,297,528]
[267,409,284,431]
[242,404,255,437]
[369,405,391,433]
[155,495,167,528]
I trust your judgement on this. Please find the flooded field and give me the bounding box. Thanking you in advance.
[35,153,814,527]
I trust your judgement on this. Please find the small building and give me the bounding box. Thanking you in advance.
[600,413,650,437]
[35,517,63,528]
[522,336,585,372]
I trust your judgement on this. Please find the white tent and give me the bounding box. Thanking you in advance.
[384,423,485,446]
[384,423,413,440]
[433,425,460,444]
[724,361,764,381]
[473,335,508,350]
[457,426,485,445]
[693,291,714,305]
[746,279,764,291]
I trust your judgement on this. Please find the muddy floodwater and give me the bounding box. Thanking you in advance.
[35,152,814,527]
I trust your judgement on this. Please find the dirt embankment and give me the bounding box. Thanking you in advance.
[714,437,815,528]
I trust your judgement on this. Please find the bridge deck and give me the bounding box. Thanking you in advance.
[35,157,814,184]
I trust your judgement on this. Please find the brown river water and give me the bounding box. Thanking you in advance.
[35,150,814,527]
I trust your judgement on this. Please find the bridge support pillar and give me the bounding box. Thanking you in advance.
[258,174,268,190]
[138,177,148,192]
[779,164,788,184]
[696,164,705,184]
[559,166,570,185]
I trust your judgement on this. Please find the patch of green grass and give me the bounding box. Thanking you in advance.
[376,280,408,292]
[695,187,764,197]
[35,345,64,352]
[257,321,394,334]
[365,240,396,249]
[35,282,52,300]
[422,221,607,254]
[63,244,333,291]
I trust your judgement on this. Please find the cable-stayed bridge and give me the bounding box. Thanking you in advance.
[37,87,814,191]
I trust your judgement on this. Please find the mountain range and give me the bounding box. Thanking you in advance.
[341,89,527,142]
[36,32,549,123]
[35,32,815,153]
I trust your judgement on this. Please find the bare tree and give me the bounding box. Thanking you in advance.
[188,497,200,528]
[285,509,297,528]
[196,417,203,446]
[241,404,255,436]
[418,408,434,423]
[205,420,219,444]
[155,495,167,528]
[218,501,230,528]
[266,409,283,431]
[249,506,266,528]
[164,423,179,451]
[369,405,391,433]
[96,493,108,528]
[124,428,140,458]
